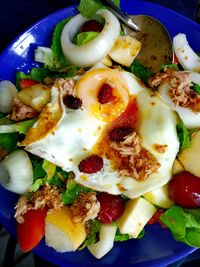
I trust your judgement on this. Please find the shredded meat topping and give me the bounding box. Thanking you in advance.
[70,192,100,223]
[149,69,200,111]
[14,184,63,223]
[111,131,160,180]
[55,78,75,96]
[11,97,38,122]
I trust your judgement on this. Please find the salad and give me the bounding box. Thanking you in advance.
[0,0,200,259]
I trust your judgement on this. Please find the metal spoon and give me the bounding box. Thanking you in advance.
[102,0,173,72]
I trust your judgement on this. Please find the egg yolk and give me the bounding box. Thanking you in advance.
[76,68,129,123]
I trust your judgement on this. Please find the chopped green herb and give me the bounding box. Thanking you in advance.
[176,119,190,150]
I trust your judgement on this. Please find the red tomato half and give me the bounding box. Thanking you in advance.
[97,192,125,223]
[19,79,39,89]
[17,209,47,253]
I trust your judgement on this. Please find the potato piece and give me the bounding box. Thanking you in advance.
[143,184,174,209]
[178,131,200,177]
[172,159,184,175]
[88,224,117,259]
[109,36,141,67]
[118,197,156,238]
[45,206,87,252]
[18,83,51,112]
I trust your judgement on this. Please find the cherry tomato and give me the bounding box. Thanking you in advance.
[169,171,200,208]
[173,52,179,64]
[17,209,47,252]
[147,209,164,225]
[97,192,125,223]
[80,20,103,33]
[19,79,39,89]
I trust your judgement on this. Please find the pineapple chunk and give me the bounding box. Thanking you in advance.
[118,197,156,238]
[172,159,184,175]
[178,131,200,177]
[108,36,141,67]
[143,184,174,209]
[88,224,117,259]
[18,83,51,112]
[45,206,86,252]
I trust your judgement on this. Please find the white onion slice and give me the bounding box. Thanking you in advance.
[0,81,17,113]
[173,33,200,72]
[61,9,121,66]
[0,150,33,194]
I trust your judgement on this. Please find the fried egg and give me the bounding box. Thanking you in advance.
[21,67,179,198]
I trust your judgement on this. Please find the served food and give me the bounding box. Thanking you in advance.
[0,0,200,260]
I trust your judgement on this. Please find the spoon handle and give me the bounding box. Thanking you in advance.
[101,0,140,31]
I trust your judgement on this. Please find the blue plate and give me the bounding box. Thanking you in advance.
[0,0,199,266]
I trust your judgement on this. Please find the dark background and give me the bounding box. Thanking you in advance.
[0,0,199,52]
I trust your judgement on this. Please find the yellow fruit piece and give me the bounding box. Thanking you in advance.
[178,131,200,177]
[143,184,174,209]
[118,197,156,238]
[109,36,141,67]
[101,55,112,67]
[45,206,87,252]
[18,83,51,112]
[172,159,184,175]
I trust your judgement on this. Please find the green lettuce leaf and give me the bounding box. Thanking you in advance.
[0,133,19,152]
[61,178,91,205]
[0,119,36,134]
[49,167,69,187]
[74,31,99,45]
[114,229,131,242]
[127,60,154,86]
[176,119,190,150]
[79,219,101,250]
[30,155,46,181]
[50,17,71,69]
[160,205,200,247]
[78,0,120,18]
[114,228,145,242]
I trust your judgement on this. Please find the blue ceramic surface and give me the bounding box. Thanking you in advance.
[0,1,200,266]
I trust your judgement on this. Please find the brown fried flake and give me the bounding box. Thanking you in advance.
[111,131,160,180]
[70,192,100,223]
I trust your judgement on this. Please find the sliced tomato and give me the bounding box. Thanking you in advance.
[19,79,39,89]
[17,208,47,252]
[147,209,165,225]
[173,52,179,64]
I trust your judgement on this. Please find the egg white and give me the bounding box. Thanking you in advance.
[24,68,179,198]
[75,85,179,198]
